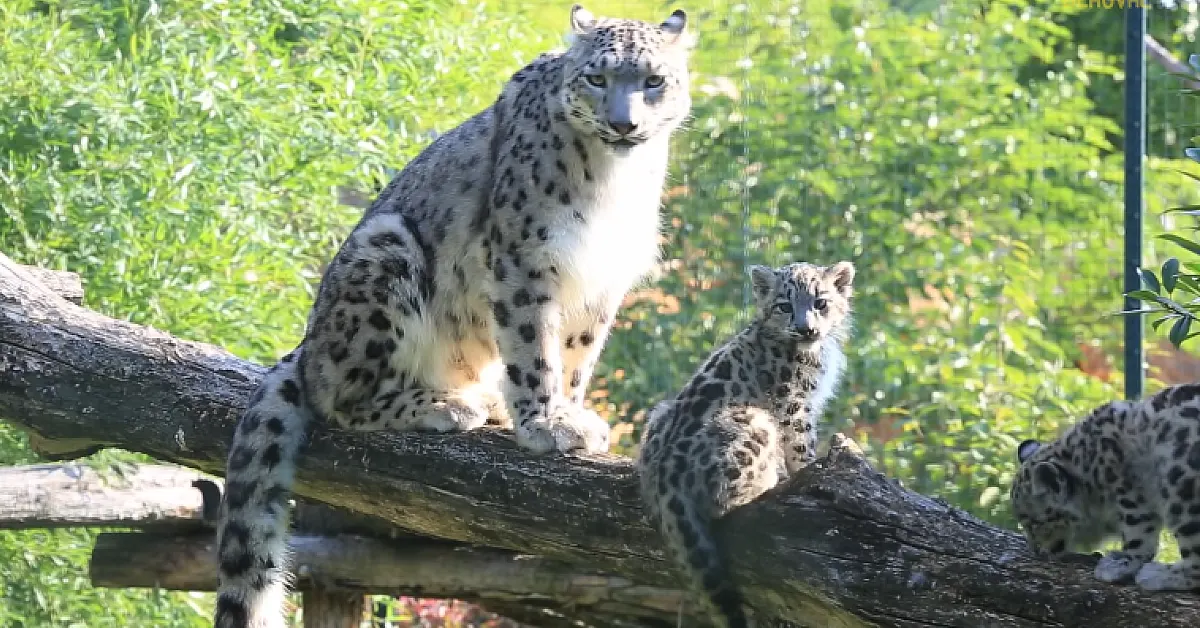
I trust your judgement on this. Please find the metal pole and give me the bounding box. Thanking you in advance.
[1124,3,1147,401]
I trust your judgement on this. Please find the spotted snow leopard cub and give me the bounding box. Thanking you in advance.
[636,260,855,628]
[214,6,693,627]
[1012,383,1200,592]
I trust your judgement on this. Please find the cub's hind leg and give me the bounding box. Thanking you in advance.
[1135,466,1200,591]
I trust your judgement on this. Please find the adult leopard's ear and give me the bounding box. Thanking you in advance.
[1017,439,1042,463]
[660,9,694,49]
[661,9,687,39]
[570,4,596,35]
[826,261,855,297]
[748,265,777,303]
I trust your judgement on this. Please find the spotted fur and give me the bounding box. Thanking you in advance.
[636,261,855,628]
[1011,383,1200,592]
[214,6,692,626]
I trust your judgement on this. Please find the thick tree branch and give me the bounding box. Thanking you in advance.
[90,531,688,626]
[0,462,211,530]
[3,251,1200,627]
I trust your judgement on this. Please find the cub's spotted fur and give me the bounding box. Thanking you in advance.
[636,261,855,627]
[214,6,693,627]
[1012,383,1200,592]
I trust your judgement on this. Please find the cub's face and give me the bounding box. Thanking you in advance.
[748,261,854,349]
[1011,439,1109,555]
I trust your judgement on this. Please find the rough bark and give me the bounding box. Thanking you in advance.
[300,590,364,628]
[4,251,1200,627]
[0,461,211,529]
[89,531,688,626]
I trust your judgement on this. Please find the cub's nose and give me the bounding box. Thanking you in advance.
[796,326,819,341]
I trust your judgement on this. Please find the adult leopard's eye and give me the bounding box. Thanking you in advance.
[814,298,828,310]
[775,303,793,314]
[584,73,607,88]
[644,75,665,89]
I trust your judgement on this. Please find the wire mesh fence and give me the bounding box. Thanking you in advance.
[470,0,1200,524]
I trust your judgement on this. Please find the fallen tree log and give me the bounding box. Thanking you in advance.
[0,461,211,530]
[4,250,1200,627]
[90,531,688,627]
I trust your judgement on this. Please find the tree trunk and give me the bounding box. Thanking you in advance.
[300,590,365,628]
[3,251,1200,627]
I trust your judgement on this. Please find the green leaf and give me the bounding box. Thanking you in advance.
[1178,274,1200,295]
[1159,234,1200,258]
[1163,257,1181,294]
[1138,269,1161,295]
[1126,289,1161,301]
[1171,315,1194,347]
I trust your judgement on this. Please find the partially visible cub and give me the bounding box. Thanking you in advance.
[1011,383,1200,591]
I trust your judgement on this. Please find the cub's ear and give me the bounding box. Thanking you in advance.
[748,265,776,302]
[825,261,855,297]
[1031,461,1075,499]
[1017,439,1042,463]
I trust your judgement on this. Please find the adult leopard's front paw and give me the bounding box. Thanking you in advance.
[412,394,491,433]
[516,402,610,454]
[1094,551,1147,583]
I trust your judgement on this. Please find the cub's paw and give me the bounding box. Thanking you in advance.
[412,395,490,433]
[516,402,610,454]
[1094,551,1146,583]
[1134,561,1196,592]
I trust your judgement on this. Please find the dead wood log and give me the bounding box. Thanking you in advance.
[0,462,211,529]
[4,250,1200,627]
[89,531,688,626]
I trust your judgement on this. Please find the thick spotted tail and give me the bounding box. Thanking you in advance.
[214,352,309,628]
[659,495,751,628]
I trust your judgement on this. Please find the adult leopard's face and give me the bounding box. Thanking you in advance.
[560,5,692,150]
[748,261,855,348]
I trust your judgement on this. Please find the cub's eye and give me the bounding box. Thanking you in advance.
[775,303,793,314]
[584,74,607,88]
[644,75,665,89]
[814,298,828,310]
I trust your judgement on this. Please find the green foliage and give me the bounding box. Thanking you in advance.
[580,0,1199,528]
[1123,53,1200,349]
[3,0,1200,623]
[0,0,545,624]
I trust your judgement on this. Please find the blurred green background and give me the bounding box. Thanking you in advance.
[2,0,1199,625]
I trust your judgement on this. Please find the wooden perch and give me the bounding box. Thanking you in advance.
[1145,34,1200,91]
[90,531,688,627]
[0,462,211,530]
[4,250,1200,627]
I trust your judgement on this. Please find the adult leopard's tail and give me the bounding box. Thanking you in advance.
[214,351,309,628]
[657,492,750,628]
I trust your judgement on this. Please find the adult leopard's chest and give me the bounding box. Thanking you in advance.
[535,149,668,314]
